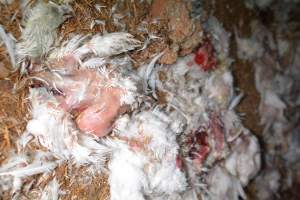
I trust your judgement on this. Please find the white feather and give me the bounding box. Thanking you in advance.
[82,57,106,69]
[224,131,261,186]
[206,16,231,59]
[0,162,57,177]
[49,35,89,60]
[207,166,246,200]
[109,110,187,199]
[138,52,164,93]
[41,178,60,200]
[109,141,149,200]
[78,32,140,57]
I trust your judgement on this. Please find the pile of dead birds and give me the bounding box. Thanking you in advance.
[6,0,299,199]
[236,1,300,199]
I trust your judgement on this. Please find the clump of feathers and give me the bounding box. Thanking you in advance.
[235,14,300,198]
[17,1,72,62]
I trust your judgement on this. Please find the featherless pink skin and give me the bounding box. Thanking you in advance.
[58,81,125,137]
[65,71,125,137]
[53,83,124,137]
[75,87,124,137]
[31,54,127,137]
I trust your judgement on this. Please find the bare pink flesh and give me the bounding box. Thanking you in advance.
[76,87,123,137]
[37,55,126,137]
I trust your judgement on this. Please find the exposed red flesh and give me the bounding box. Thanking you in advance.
[187,128,211,165]
[194,39,217,71]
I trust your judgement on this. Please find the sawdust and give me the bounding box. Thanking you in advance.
[59,0,150,38]
[59,0,117,38]
[56,164,110,200]
[0,54,11,80]
[0,1,22,39]
[0,0,27,164]
[0,73,29,162]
